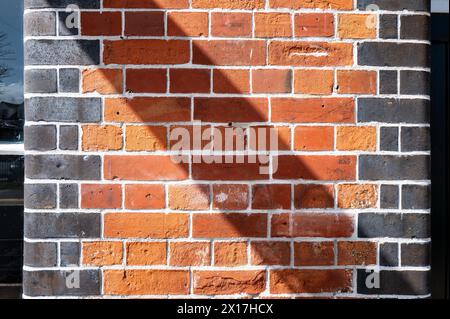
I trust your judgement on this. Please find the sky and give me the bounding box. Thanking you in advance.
[0,0,24,104]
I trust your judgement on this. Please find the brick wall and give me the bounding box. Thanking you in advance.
[23,0,431,298]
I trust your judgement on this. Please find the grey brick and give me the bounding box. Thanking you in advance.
[358,98,429,124]
[24,212,101,239]
[359,155,430,180]
[24,125,57,151]
[60,242,80,266]
[25,40,100,65]
[358,213,430,238]
[402,185,431,209]
[59,184,79,209]
[380,185,399,209]
[59,125,79,151]
[400,71,430,95]
[24,184,57,209]
[24,242,57,267]
[401,243,430,266]
[379,70,397,95]
[59,68,80,93]
[24,11,56,36]
[358,42,429,67]
[25,97,101,123]
[357,0,429,11]
[58,11,79,36]
[380,243,398,266]
[379,14,398,39]
[25,69,57,93]
[380,127,398,151]
[357,270,429,295]
[25,0,100,9]
[23,269,101,297]
[401,127,430,152]
[401,15,430,40]
[25,155,101,180]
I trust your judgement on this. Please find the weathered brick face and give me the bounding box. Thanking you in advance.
[24,0,430,298]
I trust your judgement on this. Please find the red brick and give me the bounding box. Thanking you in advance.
[294,242,335,266]
[254,13,292,38]
[248,125,291,151]
[124,184,165,209]
[170,242,211,266]
[252,69,292,94]
[168,184,210,210]
[193,213,267,238]
[295,184,334,209]
[294,126,334,151]
[81,184,122,209]
[170,69,210,93]
[125,12,164,36]
[81,12,121,36]
[213,69,250,94]
[194,98,268,123]
[192,0,264,9]
[167,12,209,37]
[294,13,334,37]
[211,12,252,37]
[126,69,167,93]
[269,0,353,10]
[126,242,167,265]
[338,241,377,265]
[337,70,377,94]
[252,184,291,209]
[251,241,291,265]
[104,0,189,9]
[82,241,123,266]
[212,184,249,210]
[214,241,248,266]
[194,270,265,295]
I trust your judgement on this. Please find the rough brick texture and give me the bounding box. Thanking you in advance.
[24,0,430,298]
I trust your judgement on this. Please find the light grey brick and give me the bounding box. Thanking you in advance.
[24,242,58,267]
[24,125,57,151]
[24,183,57,209]
[24,11,56,36]
[25,69,57,93]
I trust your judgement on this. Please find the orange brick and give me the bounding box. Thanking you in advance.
[126,69,167,93]
[82,69,122,94]
[252,69,292,93]
[336,126,376,151]
[82,241,123,266]
[167,12,208,37]
[124,184,165,209]
[338,184,378,209]
[294,184,335,209]
[252,184,291,210]
[194,270,265,295]
[294,69,334,95]
[81,12,121,36]
[170,68,210,93]
[125,126,167,152]
[338,241,377,265]
[193,213,267,238]
[104,213,189,239]
[213,69,250,94]
[214,241,248,266]
[81,184,122,209]
[212,184,249,210]
[192,0,264,9]
[294,126,334,151]
[295,13,334,37]
[338,14,377,39]
[248,125,291,151]
[254,12,292,37]
[337,70,377,94]
[170,242,211,266]
[104,270,189,295]
[82,125,123,151]
[168,184,210,210]
[192,157,269,181]
[294,242,335,266]
[126,242,167,265]
[125,12,164,36]
[270,0,353,10]
[211,12,252,37]
[251,241,291,265]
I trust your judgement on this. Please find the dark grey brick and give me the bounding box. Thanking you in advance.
[24,184,57,209]
[59,184,79,209]
[359,155,430,180]
[60,242,80,266]
[59,68,80,93]
[24,213,101,239]
[358,213,430,238]
[401,15,430,40]
[25,69,57,93]
[401,243,430,266]
[23,269,101,297]
[401,127,430,151]
[25,97,101,123]
[400,71,430,95]
[24,11,56,36]
[358,42,429,67]
[25,0,100,9]
[380,14,398,39]
[25,40,100,65]
[379,70,397,95]
[357,0,429,11]
[24,125,57,151]
[24,242,57,267]
[402,185,431,209]
[380,185,399,209]
[380,243,398,266]
[59,11,79,36]
[25,155,101,180]
[358,98,429,124]
[59,125,79,151]
[357,270,429,295]
[380,127,398,151]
